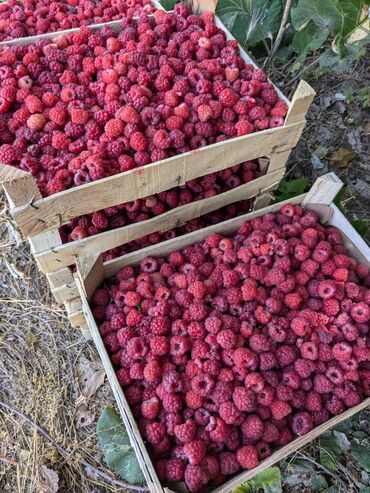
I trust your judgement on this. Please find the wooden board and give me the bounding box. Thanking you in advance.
[34,168,285,272]
[11,121,306,237]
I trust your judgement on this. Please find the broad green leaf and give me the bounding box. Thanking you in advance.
[351,219,369,237]
[217,0,273,47]
[353,431,367,439]
[232,483,252,493]
[250,466,282,493]
[97,407,145,484]
[292,21,329,55]
[319,433,342,470]
[273,177,309,203]
[262,0,284,39]
[291,0,364,37]
[311,474,328,491]
[360,487,370,493]
[160,0,177,10]
[351,440,370,472]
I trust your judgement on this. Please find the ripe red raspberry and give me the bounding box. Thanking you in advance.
[220,452,240,475]
[184,464,208,492]
[197,104,213,122]
[236,445,259,469]
[216,329,237,349]
[126,337,148,360]
[183,440,207,465]
[27,113,46,131]
[191,373,215,396]
[185,391,203,409]
[162,393,183,413]
[150,336,170,356]
[235,120,254,136]
[174,419,196,443]
[241,415,264,441]
[314,374,333,394]
[166,458,186,482]
[332,342,352,361]
[141,397,160,420]
[291,411,313,435]
[219,88,239,107]
[262,422,279,443]
[219,401,242,425]
[105,119,124,139]
[143,360,162,382]
[52,131,70,150]
[25,94,43,113]
[351,302,370,323]
[208,417,229,442]
[153,129,172,149]
[130,132,148,152]
[261,88,278,105]
[233,387,256,412]
[91,289,110,306]
[70,108,89,125]
[146,422,166,444]
[270,400,292,420]
[300,341,318,360]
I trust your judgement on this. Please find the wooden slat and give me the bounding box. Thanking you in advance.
[76,254,104,301]
[302,172,343,207]
[76,277,165,493]
[35,169,285,273]
[253,150,292,210]
[51,282,79,303]
[12,121,305,237]
[47,267,75,289]
[285,80,316,125]
[0,163,41,207]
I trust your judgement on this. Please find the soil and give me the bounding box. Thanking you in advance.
[0,54,369,493]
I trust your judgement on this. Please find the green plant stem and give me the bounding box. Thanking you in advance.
[0,400,149,492]
[263,0,293,70]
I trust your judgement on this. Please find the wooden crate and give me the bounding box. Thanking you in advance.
[0,2,315,329]
[74,173,370,492]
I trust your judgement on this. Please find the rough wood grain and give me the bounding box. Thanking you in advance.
[12,121,305,237]
[35,169,284,273]
[302,172,343,207]
[285,80,316,125]
[51,282,79,303]
[76,254,104,301]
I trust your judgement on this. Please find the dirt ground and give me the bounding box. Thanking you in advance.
[0,56,369,492]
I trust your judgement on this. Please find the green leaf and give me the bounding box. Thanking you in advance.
[97,407,145,484]
[311,474,328,491]
[216,0,274,47]
[232,483,252,493]
[319,433,342,470]
[351,440,370,472]
[160,0,178,10]
[323,485,341,493]
[272,177,310,203]
[351,219,369,236]
[353,431,367,439]
[360,487,370,493]
[250,466,282,493]
[291,0,364,37]
[292,21,329,56]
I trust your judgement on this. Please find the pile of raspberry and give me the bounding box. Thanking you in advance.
[0,2,287,198]
[0,0,152,41]
[60,160,260,244]
[91,203,370,491]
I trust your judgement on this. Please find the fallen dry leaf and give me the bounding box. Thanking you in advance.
[75,400,95,428]
[37,465,59,493]
[76,356,105,400]
[330,147,357,168]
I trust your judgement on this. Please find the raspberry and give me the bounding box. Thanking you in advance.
[184,464,208,492]
[130,132,148,152]
[241,415,263,441]
[184,440,207,465]
[162,394,183,413]
[236,446,259,469]
[126,337,148,360]
[191,373,215,396]
[91,289,110,306]
[105,119,124,139]
[314,374,333,394]
[141,397,160,420]
[262,422,279,443]
[166,458,186,481]
[332,342,352,361]
[146,422,166,444]
[185,391,203,409]
[174,419,196,443]
[220,452,240,475]
[216,329,237,349]
[351,302,370,323]
[219,88,239,107]
[219,401,242,425]
[291,411,313,435]
[270,400,292,420]
[51,131,70,150]
[143,360,162,382]
[233,387,256,412]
